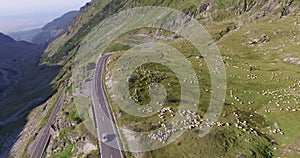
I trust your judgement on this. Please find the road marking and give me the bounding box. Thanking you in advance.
[31,89,66,158]
[98,55,124,158]
[92,54,124,158]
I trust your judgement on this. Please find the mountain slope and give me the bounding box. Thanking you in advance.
[8,29,42,44]
[42,0,300,65]
[0,33,60,157]
[9,0,300,157]
[0,33,15,43]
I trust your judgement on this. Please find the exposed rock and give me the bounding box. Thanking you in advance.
[238,154,247,158]
[197,3,209,13]
[245,30,254,35]
[282,57,300,66]
[250,149,256,156]
[117,112,122,118]
[133,152,146,158]
[8,102,50,158]
[241,0,256,13]
[83,143,97,154]
[248,34,270,45]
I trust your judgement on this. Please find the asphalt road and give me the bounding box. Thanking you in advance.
[30,88,66,158]
[31,53,124,158]
[92,53,125,158]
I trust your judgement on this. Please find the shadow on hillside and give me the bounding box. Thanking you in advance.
[0,44,62,157]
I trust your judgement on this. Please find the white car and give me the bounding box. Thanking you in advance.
[102,133,109,142]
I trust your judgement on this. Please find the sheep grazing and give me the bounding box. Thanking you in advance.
[265,109,271,113]
[235,123,239,128]
[246,74,258,80]
[233,112,239,117]
[280,131,285,135]
[216,122,224,127]
[248,101,254,105]
[148,127,178,143]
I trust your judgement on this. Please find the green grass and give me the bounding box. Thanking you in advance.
[105,43,131,53]
[39,0,300,157]
[52,144,73,158]
[47,92,99,157]
[101,16,300,157]
[64,100,82,124]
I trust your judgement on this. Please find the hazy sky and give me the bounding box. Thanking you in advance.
[0,0,91,33]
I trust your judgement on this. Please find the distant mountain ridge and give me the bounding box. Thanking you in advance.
[7,29,42,44]
[9,11,79,45]
[43,11,79,30]
[0,33,15,43]
[0,33,41,60]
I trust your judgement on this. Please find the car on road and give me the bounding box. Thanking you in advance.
[102,133,109,142]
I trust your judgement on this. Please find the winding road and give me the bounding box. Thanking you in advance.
[30,53,124,158]
[92,53,125,158]
[30,88,66,158]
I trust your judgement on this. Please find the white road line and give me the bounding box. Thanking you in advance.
[99,56,124,158]
[91,87,104,158]
[93,54,124,158]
